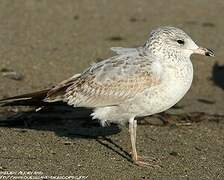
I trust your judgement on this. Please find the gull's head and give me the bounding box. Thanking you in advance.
[144,26,215,59]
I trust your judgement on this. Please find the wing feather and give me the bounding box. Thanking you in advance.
[46,52,162,107]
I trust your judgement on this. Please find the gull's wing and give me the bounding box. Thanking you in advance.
[46,52,163,108]
[110,47,139,55]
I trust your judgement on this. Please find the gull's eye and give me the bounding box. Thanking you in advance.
[177,39,185,45]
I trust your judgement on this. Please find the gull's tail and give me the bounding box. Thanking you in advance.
[0,74,81,107]
[0,89,51,107]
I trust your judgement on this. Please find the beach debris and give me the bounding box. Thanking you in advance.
[1,68,24,81]
[108,36,124,41]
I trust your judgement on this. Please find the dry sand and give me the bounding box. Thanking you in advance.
[0,0,224,179]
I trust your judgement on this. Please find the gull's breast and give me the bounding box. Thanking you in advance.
[132,60,194,116]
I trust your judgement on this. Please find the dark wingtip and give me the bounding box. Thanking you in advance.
[205,48,215,57]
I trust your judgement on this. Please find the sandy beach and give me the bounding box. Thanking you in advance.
[0,0,224,179]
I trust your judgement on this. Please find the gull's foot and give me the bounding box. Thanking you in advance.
[133,155,161,168]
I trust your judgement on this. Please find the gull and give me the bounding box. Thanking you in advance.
[0,26,214,166]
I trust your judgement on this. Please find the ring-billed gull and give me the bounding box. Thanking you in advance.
[0,26,214,166]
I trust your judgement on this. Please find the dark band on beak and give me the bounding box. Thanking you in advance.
[205,48,215,57]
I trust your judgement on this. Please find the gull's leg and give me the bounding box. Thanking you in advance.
[129,117,161,167]
[133,119,137,146]
[129,117,138,162]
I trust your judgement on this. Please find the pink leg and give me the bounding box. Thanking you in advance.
[129,117,161,167]
[129,117,138,162]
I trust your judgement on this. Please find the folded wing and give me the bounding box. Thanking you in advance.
[46,53,162,108]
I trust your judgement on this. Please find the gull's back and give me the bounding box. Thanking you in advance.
[45,48,162,108]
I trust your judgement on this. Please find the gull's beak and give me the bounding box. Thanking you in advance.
[193,47,215,57]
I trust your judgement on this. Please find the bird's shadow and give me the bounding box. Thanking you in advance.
[1,102,223,163]
[0,104,132,162]
[212,62,224,89]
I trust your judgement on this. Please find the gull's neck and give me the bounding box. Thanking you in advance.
[143,46,192,66]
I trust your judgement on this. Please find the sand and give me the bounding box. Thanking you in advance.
[0,0,224,179]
